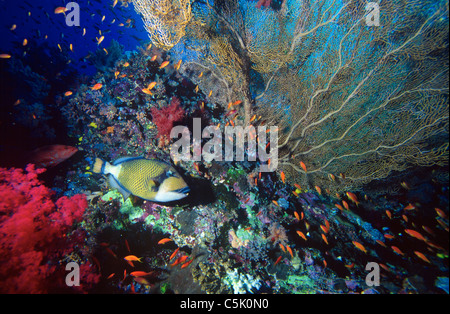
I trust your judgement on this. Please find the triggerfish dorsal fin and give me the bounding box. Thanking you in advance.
[108,174,131,200]
[112,156,145,166]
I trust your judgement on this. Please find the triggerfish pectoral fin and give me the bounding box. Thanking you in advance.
[108,174,131,200]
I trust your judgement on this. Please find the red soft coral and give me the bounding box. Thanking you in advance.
[150,96,185,147]
[0,164,94,293]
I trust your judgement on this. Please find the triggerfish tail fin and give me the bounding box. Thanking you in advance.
[93,157,106,174]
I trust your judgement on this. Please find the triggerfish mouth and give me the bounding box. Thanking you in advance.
[92,156,190,202]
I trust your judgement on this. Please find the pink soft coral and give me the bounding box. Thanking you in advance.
[0,164,95,293]
[150,96,185,147]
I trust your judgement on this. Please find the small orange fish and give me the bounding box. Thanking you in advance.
[124,255,143,262]
[97,35,105,45]
[352,241,367,254]
[315,185,322,195]
[174,59,182,71]
[335,203,344,211]
[328,173,336,181]
[422,225,435,235]
[280,171,285,184]
[342,200,350,210]
[198,72,203,78]
[169,248,179,260]
[296,231,307,241]
[0,54,11,59]
[158,238,173,245]
[147,81,157,90]
[346,192,359,206]
[54,7,67,14]
[141,88,152,95]
[130,271,153,277]
[181,258,195,269]
[345,263,354,269]
[404,229,427,242]
[125,239,131,253]
[400,181,410,190]
[294,183,301,190]
[435,208,447,219]
[272,200,279,207]
[384,234,395,239]
[376,240,387,248]
[279,243,286,253]
[159,60,170,69]
[274,256,282,265]
[321,233,329,245]
[123,62,130,67]
[107,273,115,279]
[320,225,329,234]
[286,245,294,258]
[391,246,404,256]
[300,161,307,173]
[323,259,327,268]
[91,83,103,90]
[171,255,188,267]
[64,91,73,96]
[23,38,28,46]
[385,210,392,219]
[106,247,117,259]
[150,55,157,61]
[414,251,431,264]
[294,211,300,221]
[404,203,416,210]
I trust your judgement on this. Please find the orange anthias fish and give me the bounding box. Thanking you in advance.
[181,258,195,269]
[404,229,427,242]
[159,60,170,69]
[280,171,285,184]
[91,83,103,90]
[414,251,431,264]
[26,145,78,168]
[300,161,307,172]
[124,255,143,262]
[342,200,350,210]
[391,246,404,256]
[130,271,153,277]
[158,238,173,245]
[315,185,322,195]
[54,6,67,14]
[321,233,329,245]
[169,248,179,260]
[404,203,416,210]
[346,192,359,206]
[296,231,307,241]
[435,208,447,219]
[286,246,294,258]
[352,241,367,254]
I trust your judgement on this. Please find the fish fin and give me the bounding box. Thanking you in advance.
[108,174,131,200]
[112,156,145,166]
[93,158,105,174]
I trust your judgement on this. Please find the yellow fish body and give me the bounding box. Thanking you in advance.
[93,157,189,202]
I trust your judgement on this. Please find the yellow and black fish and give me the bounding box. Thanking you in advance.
[92,156,189,202]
